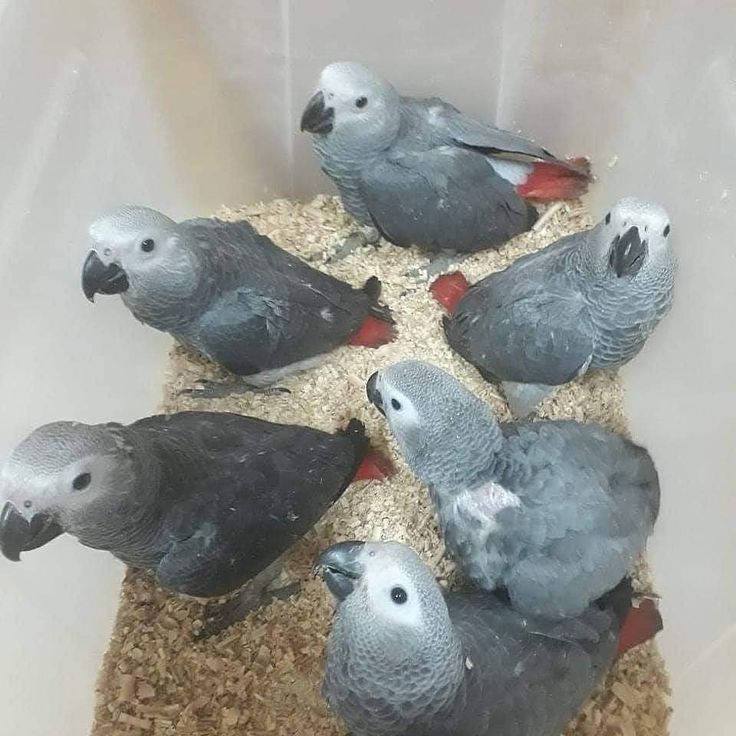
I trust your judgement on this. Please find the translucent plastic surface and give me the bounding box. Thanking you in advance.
[1,2,733,734]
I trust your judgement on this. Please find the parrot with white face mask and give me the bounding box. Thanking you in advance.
[431,197,677,417]
[366,360,660,620]
[0,412,392,636]
[316,540,662,736]
[301,61,591,253]
[82,206,396,398]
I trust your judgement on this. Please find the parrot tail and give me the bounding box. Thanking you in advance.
[430,272,470,313]
[515,157,592,202]
[616,597,663,657]
[340,419,396,482]
[600,578,663,658]
[347,277,397,348]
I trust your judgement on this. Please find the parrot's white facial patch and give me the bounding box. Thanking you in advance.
[88,208,185,278]
[362,561,424,630]
[600,198,672,258]
[316,62,399,138]
[375,374,421,431]
[2,452,121,520]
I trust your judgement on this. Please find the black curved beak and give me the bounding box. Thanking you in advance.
[315,541,366,601]
[366,372,384,415]
[300,91,334,134]
[610,226,646,278]
[0,502,63,561]
[82,251,129,301]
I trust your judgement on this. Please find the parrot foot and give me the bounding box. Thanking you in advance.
[327,226,381,263]
[179,378,291,400]
[195,581,302,640]
[406,251,469,282]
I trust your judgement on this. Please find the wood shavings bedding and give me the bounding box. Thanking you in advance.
[91,196,670,736]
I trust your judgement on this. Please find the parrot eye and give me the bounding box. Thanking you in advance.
[72,472,92,491]
[355,96,368,109]
[140,238,155,253]
[663,224,670,237]
[605,212,611,225]
[390,586,408,604]
[391,398,402,411]
[23,500,32,509]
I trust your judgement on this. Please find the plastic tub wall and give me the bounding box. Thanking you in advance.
[1,2,733,735]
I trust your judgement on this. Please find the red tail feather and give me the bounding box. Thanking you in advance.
[430,272,470,314]
[516,157,592,202]
[347,316,397,348]
[352,449,395,482]
[616,598,663,657]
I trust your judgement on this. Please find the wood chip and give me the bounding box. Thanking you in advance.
[91,196,670,736]
[117,712,151,730]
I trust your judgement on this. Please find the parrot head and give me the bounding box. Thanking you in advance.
[301,62,401,150]
[0,422,136,561]
[83,206,201,321]
[366,360,500,486]
[596,198,673,279]
[316,539,455,639]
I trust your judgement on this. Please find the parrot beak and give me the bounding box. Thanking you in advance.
[366,372,385,415]
[315,541,366,601]
[0,502,63,561]
[609,226,646,278]
[300,91,334,134]
[82,251,130,301]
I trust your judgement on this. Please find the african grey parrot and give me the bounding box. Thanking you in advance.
[432,197,677,416]
[0,412,391,635]
[82,206,395,397]
[316,540,662,736]
[366,360,660,619]
[300,61,591,253]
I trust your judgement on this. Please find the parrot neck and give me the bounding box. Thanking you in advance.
[64,431,172,566]
[578,245,677,368]
[402,406,505,493]
[328,600,465,730]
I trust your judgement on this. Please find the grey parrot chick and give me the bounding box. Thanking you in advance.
[301,61,591,253]
[366,360,660,619]
[434,197,677,416]
[82,206,395,390]
[317,540,660,736]
[0,413,390,602]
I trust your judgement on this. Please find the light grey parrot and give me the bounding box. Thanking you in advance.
[366,360,660,619]
[300,61,591,253]
[316,540,662,736]
[81,206,396,397]
[0,412,392,636]
[432,197,676,416]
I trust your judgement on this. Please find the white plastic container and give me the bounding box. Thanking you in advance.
[1,2,733,734]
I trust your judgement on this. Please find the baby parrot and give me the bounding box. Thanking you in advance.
[366,360,660,619]
[82,207,396,397]
[0,412,392,634]
[317,540,662,736]
[432,198,676,416]
[301,61,591,253]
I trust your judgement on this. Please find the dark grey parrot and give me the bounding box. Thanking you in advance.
[301,61,591,253]
[82,206,396,397]
[317,540,662,736]
[432,197,677,416]
[366,360,660,620]
[0,412,392,636]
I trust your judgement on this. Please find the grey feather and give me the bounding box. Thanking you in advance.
[367,361,660,619]
[321,541,630,736]
[84,210,393,381]
[443,198,676,415]
[0,413,369,597]
[303,62,594,253]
